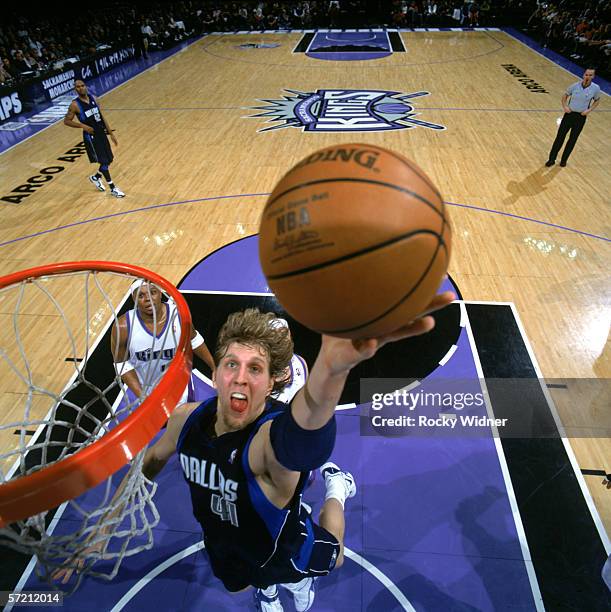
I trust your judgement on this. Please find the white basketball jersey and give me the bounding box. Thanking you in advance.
[275,354,308,404]
[126,301,182,394]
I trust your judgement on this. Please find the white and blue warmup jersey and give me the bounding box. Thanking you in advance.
[125,301,190,402]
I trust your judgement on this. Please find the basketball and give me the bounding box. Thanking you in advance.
[258,143,452,339]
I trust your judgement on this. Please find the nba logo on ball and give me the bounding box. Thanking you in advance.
[258,144,452,339]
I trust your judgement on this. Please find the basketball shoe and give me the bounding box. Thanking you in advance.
[253,585,283,612]
[89,175,105,191]
[281,577,317,612]
[110,186,125,198]
[320,462,356,508]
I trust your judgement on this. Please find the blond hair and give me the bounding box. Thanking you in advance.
[215,308,293,393]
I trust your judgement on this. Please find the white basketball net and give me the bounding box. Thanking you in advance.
[0,269,185,594]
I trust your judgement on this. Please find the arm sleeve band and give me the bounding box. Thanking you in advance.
[191,331,205,349]
[115,360,135,374]
[269,408,336,472]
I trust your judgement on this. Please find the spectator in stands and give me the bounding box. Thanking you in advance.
[0,60,13,85]
[201,11,216,32]
[12,50,33,74]
[0,0,608,81]
[141,19,155,53]
[2,56,19,82]
[130,16,147,59]
[425,1,439,26]
[23,51,42,72]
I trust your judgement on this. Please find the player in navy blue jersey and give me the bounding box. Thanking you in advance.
[64,79,125,198]
[54,294,454,611]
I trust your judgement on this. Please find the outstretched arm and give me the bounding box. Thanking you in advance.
[250,290,456,502]
[142,402,196,478]
[291,290,456,430]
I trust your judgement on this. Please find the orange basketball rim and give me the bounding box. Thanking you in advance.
[0,261,193,527]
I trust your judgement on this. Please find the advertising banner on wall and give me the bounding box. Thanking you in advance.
[0,46,134,123]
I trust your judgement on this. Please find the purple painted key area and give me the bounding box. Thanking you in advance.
[306,31,392,61]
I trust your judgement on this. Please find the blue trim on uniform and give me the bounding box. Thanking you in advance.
[292,515,315,571]
[75,97,85,122]
[176,397,217,453]
[241,409,289,540]
[295,354,308,379]
[125,309,131,340]
[136,302,171,339]
[288,358,294,384]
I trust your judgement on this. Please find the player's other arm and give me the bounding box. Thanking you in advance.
[292,290,456,430]
[142,403,197,479]
[253,291,456,491]
[63,100,93,133]
[110,315,143,398]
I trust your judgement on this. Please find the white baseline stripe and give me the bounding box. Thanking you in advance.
[459,300,514,306]
[439,344,458,366]
[335,402,356,411]
[180,289,273,296]
[464,308,545,610]
[459,301,467,328]
[509,303,610,553]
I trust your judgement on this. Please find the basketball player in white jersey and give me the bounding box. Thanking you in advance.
[111,280,215,402]
[270,318,308,405]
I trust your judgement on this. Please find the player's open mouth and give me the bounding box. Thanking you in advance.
[230,392,248,413]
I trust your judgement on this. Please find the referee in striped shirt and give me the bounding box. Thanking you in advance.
[546,68,601,167]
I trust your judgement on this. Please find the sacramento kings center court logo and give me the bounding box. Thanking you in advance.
[247,89,446,133]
